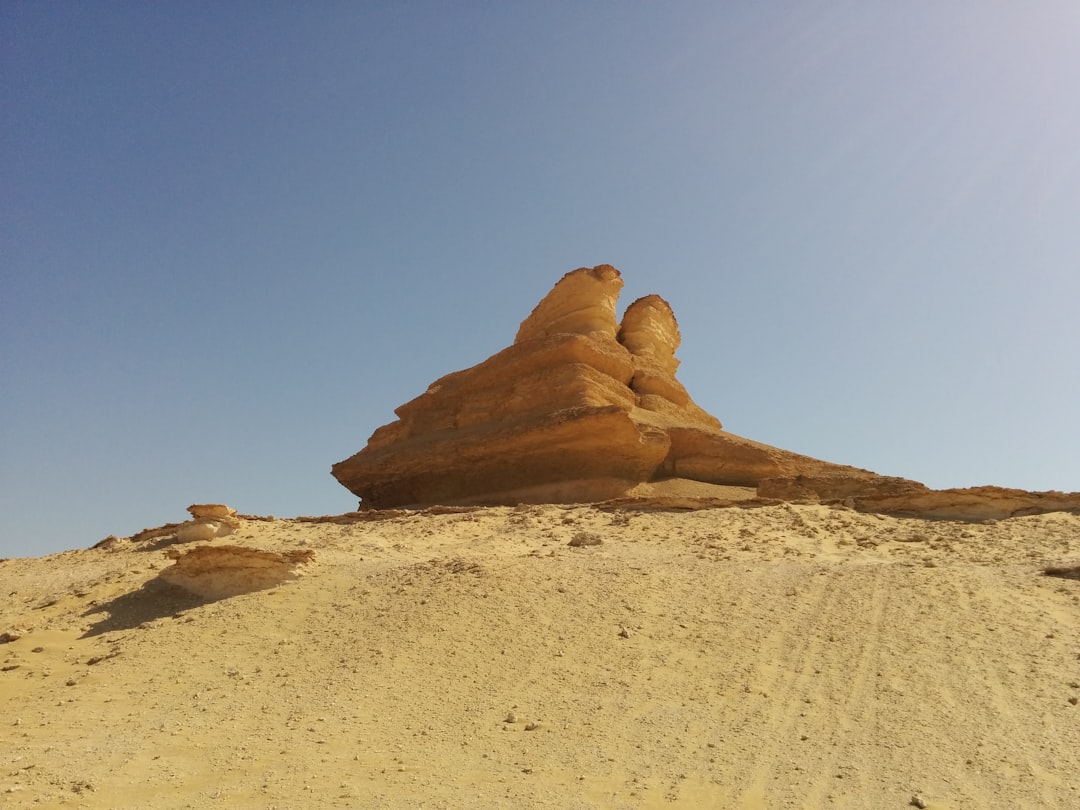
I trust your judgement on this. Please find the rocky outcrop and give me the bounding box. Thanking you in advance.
[159,545,315,599]
[515,263,623,343]
[757,474,929,502]
[177,504,240,543]
[332,265,899,509]
[844,486,1080,522]
[753,476,1080,521]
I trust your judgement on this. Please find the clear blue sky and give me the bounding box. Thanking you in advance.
[3,2,1078,557]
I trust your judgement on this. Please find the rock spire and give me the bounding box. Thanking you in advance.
[332,265,895,508]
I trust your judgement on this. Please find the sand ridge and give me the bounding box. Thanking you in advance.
[2,503,1079,808]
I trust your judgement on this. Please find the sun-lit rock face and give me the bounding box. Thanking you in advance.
[620,294,681,374]
[187,504,237,521]
[617,293,716,426]
[515,265,623,343]
[159,545,315,599]
[332,265,895,508]
[176,503,239,543]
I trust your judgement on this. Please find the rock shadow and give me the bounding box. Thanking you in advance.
[1043,564,1080,581]
[81,577,206,638]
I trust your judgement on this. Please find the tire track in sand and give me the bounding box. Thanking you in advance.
[733,564,909,808]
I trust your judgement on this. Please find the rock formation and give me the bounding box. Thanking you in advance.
[836,485,1080,522]
[159,545,316,599]
[332,265,895,509]
[176,503,240,543]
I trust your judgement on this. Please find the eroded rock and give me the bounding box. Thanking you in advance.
[332,265,894,509]
[187,504,237,520]
[847,486,1080,521]
[515,264,623,343]
[177,504,240,543]
[758,474,929,503]
[159,545,315,599]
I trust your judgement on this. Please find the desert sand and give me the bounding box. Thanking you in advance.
[2,500,1078,809]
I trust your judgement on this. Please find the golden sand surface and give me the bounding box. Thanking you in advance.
[2,502,1079,808]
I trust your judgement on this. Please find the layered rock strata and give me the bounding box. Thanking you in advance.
[176,503,240,543]
[332,265,891,509]
[840,485,1080,522]
[160,545,315,599]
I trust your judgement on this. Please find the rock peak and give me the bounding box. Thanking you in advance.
[332,265,902,509]
[620,294,682,382]
[515,264,623,344]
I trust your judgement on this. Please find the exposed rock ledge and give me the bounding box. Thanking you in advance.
[176,503,240,543]
[159,545,316,599]
[844,486,1080,522]
[331,265,1080,520]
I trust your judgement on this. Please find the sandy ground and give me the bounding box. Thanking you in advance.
[2,502,1079,809]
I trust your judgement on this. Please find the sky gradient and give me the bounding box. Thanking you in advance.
[3,2,1079,557]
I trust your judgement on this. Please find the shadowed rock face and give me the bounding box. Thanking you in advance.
[332,265,897,509]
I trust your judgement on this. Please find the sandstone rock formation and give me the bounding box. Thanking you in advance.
[187,503,237,521]
[840,485,1080,522]
[159,545,315,599]
[176,503,240,543]
[332,265,894,509]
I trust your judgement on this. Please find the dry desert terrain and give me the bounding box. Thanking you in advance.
[2,500,1079,809]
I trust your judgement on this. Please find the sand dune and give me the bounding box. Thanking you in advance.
[2,503,1078,808]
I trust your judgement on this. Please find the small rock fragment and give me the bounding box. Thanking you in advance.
[176,504,241,544]
[187,503,237,520]
[92,535,129,551]
[910,794,928,809]
[569,532,603,547]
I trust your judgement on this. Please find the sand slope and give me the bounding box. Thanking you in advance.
[2,504,1079,808]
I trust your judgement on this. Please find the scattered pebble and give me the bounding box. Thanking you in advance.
[898,533,928,543]
[524,722,540,731]
[504,711,517,723]
[910,794,928,808]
